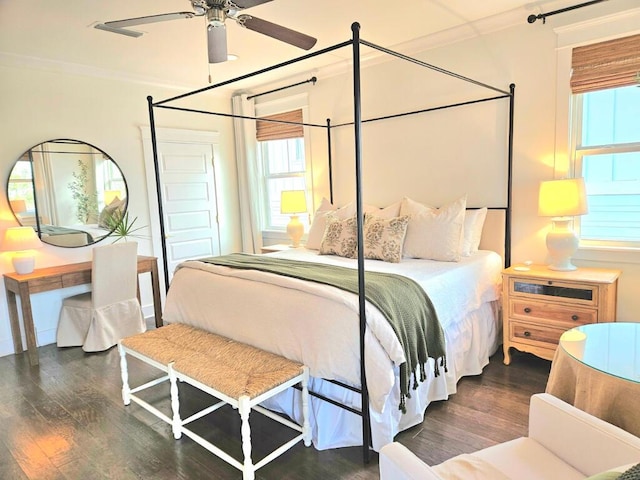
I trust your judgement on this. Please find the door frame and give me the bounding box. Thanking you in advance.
[140,127,221,302]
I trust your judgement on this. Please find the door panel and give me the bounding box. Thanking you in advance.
[158,142,221,280]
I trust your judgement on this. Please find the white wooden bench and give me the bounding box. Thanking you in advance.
[118,323,311,480]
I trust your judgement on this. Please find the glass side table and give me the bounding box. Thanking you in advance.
[559,322,640,383]
[546,322,640,437]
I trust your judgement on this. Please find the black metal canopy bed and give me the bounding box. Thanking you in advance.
[147,23,515,460]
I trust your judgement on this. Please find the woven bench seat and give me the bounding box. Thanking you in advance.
[118,323,310,480]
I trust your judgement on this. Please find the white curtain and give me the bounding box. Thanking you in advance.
[232,93,263,253]
[32,149,58,225]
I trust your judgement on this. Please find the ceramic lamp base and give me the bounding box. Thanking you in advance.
[286,215,304,248]
[12,251,36,275]
[546,218,579,271]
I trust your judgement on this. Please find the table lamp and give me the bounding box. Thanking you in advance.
[538,178,588,271]
[280,190,307,248]
[104,190,121,206]
[10,199,27,216]
[1,226,44,274]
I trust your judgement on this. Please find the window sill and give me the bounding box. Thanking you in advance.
[574,245,640,265]
[262,230,309,245]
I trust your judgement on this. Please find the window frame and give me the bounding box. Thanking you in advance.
[553,12,640,263]
[259,136,309,231]
[570,85,640,250]
[254,94,313,236]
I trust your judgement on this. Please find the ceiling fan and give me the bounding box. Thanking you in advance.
[95,0,317,63]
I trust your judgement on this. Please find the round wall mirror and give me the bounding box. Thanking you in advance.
[6,139,129,247]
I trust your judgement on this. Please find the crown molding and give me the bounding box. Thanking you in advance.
[553,6,640,48]
[0,51,234,94]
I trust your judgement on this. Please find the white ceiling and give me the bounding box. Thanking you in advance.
[0,0,582,91]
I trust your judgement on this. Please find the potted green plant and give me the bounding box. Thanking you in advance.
[105,210,146,243]
[68,159,98,223]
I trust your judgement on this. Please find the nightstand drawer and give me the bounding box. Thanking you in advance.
[508,277,598,307]
[509,299,597,327]
[509,321,567,348]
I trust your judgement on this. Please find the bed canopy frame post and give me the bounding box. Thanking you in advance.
[350,22,372,463]
[506,83,515,268]
[147,95,171,292]
[326,118,334,204]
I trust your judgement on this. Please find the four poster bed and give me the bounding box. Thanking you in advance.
[147,23,515,459]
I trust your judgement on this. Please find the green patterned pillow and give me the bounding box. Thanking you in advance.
[319,214,357,258]
[363,213,410,263]
[587,464,640,480]
[620,463,640,479]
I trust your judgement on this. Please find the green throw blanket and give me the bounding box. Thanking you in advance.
[199,253,447,412]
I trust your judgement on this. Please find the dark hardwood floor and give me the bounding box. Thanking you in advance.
[0,339,550,480]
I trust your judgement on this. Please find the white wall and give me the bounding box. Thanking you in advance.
[299,5,640,322]
[0,66,242,357]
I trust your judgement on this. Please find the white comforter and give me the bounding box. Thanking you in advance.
[163,249,503,450]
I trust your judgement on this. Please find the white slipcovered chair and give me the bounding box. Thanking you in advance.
[56,242,146,352]
[380,393,640,480]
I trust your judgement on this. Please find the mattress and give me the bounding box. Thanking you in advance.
[163,248,503,450]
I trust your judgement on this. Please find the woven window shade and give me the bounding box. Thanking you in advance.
[256,109,303,141]
[571,33,640,94]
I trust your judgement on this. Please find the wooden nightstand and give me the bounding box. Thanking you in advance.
[502,264,620,365]
[260,243,295,254]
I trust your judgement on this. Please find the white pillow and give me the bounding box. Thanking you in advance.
[306,199,354,250]
[364,201,401,219]
[400,195,467,262]
[461,207,488,256]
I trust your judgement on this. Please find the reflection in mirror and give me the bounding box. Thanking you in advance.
[7,139,128,247]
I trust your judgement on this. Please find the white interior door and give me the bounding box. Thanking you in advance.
[142,128,221,297]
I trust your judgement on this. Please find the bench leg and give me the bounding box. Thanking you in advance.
[118,344,131,406]
[168,363,182,440]
[239,396,255,480]
[301,367,311,447]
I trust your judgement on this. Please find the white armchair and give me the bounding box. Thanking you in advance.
[380,393,640,480]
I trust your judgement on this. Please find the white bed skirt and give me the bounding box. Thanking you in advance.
[259,300,500,451]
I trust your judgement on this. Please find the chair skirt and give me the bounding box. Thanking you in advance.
[57,295,146,352]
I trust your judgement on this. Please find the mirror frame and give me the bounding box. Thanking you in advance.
[6,138,129,248]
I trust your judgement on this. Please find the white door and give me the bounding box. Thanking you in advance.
[142,128,221,297]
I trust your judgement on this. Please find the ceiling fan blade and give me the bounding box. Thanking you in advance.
[95,12,198,37]
[208,25,228,63]
[233,0,273,8]
[238,15,317,50]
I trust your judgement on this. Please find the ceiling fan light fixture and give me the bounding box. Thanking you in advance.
[207,23,228,63]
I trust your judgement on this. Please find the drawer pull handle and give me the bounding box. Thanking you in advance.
[524,307,531,313]
[571,314,579,321]
[524,331,531,337]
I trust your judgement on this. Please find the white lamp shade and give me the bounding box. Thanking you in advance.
[538,178,588,217]
[2,227,44,251]
[280,190,307,214]
[104,190,121,206]
[10,199,27,214]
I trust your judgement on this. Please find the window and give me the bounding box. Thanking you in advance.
[570,33,640,248]
[256,108,311,231]
[7,158,35,215]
